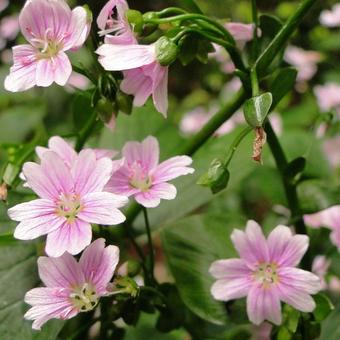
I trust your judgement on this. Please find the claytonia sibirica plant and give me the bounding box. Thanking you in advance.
[210,221,321,325]
[1,0,340,338]
[25,238,119,329]
[105,136,194,208]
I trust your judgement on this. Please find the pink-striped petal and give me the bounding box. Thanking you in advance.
[45,219,92,257]
[79,238,119,294]
[211,277,251,301]
[78,192,128,225]
[209,259,251,279]
[53,51,72,86]
[38,253,84,288]
[152,64,169,117]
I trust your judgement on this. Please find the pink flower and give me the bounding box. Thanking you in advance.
[225,23,256,45]
[251,322,272,340]
[4,0,91,92]
[210,220,321,325]
[314,83,340,116]
[312,255,330,290]
[304,205,340,249]
[65,72,90,92]
[105,136,194,208]
[24,238,119,330]
[323,136,340,168]
[8,149,128,257]
[0,14,20,40]
[96,0,169,116]
[284,46,321,82]
[320,4,340,27]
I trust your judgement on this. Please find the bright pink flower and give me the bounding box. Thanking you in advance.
[312,255,330,290]
[323,136,340,168]
[105,136,194,208]
[284,46,321,82]
[8,150,128,257]
[24,238,119,330]
[304,205,340,249]
[96,0,169,116]
[320,4,340,27]
[314,83,340,116]
[210,220,321,325]
[4,0,91,92]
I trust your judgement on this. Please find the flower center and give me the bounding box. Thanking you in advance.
[129,161,152,192]
[70,283,99,312]
[254,263,279,288]
[56,193,82,221]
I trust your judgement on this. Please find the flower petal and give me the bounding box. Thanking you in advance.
[38,253,84,288]
[79,238,120,294]
[152,156,194,184]
[35,58,55,87]
[53,51,72,86]
[267,225,309,267]
[152,64,168,117]
[45,219,92,257]
[96,43,155,71]
[4,45,37,92]
[24,287,76,330]
[134,191,161,208]
[230,220,269,267]
[211,277,251,301]
[72,150,113,194]
[78,192,128,225]
[209,259,251,279]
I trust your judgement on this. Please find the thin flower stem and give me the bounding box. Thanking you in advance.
[144,14,235,45]
[265,122,311,269]
[75,109,99,152]
[140,286,167,304]
[143,207,156,284]
[158,7,188,17]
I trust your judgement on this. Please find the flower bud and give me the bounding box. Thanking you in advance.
[126,9,144,34]
[95,97,116,125]
[116,91,133,115]
[155,36,179,66]
[198,158,230,194]
[114,277,139,298]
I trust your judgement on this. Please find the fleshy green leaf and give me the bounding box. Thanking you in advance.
[313,294,334,322]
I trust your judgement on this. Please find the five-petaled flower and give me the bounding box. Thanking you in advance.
[105,136,194,208]
[210,220,321,325]
[5,0,91,92]
[8,149,128,257]
[24,239,119,330]
[96,0,169,116]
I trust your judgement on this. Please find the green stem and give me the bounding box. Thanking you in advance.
[250,67,259,97]
[158,7,188,17]
[140,286,167,304]
[224,126,253,167]
[265,123,311,268]
[75,110,99,152]
[251,0,259,61]
[144,14,235,45]
[124,89,247,224]
[254,0,317,75]
[143,207,156,284]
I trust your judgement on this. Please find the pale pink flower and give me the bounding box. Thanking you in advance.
[0,0,8,12]
[8,150,128,257]
[65,72,90,92]
[210,220,321,325]
[320,4,340,27]
[4,0,90,92]
[105,136,194,208]
[24,238,119,330]
[314,83,340,116]
[312,255,330,290]
[329,277,340,293]
[251,322,272,340]
[225,23,256,45]
[96,0,169,116]
[323,136,340,168]
[304,205,340,250]
[284,46,321,82]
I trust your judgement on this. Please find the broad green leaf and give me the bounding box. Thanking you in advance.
[0,244,64,339]
[313,294,334,322]
[320,303,340,340]
[161,214,238,325]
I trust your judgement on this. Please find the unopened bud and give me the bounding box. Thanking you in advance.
[96,97,116,124]
[243,92,272,128]
[126,9,143,34]
[155,36,178,66]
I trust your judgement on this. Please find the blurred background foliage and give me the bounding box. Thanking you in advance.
[0,0,340,339]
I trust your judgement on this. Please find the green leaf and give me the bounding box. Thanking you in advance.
[0,233,17,246]
[243,93,273,128]
[72,91,95,131]
[0,244,64,339]
[277,326,292,340]
[313,294,334,322]
[270,67,298,108]
[161,214,237,325]
[320,302,340,340]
